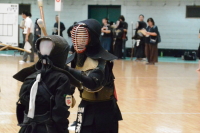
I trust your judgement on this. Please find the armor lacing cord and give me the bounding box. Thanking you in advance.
[38,55,53,75]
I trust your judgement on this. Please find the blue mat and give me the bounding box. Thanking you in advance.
[125,57,198,64]
[0,50,21,56]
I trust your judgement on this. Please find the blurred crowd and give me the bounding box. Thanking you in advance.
[19,11,162,66]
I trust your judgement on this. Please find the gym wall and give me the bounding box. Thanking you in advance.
[0,0,199,50]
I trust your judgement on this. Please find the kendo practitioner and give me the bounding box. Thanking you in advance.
[66,19,122,133]
[132,14,147,61]
[13,35,81,133]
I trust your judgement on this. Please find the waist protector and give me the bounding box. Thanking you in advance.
[81,86,114,102]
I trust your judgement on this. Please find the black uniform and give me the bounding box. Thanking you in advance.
[122,21,128,59]
[134,21,147,58]
[33,18,41,52]
[114,22,124,59]
[66,19,122,133]
[17,71,70,133]
[13,36,81,133]
[52,22,66,37]
[100,24,112,52]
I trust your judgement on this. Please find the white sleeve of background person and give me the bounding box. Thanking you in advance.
[26,18,32,29]
[23,19,27,34]
[31,20,34,34]
[27,18,33,33]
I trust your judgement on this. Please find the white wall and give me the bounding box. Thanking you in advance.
[0,0,200,49]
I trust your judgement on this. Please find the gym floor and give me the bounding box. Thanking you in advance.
[0,52,200,133]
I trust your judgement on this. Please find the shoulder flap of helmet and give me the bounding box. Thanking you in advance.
[13,65,36,82]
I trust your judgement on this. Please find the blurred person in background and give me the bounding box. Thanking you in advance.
[52,15,66,37]
[145,18,159,65]
[119,15,128,59]
[19,11,34,63]
[19,13,32,49]
[109,21,115,54]
[33,18,41,52]
[19,19,25,49]
[133,14,147,61]
[113,21,124,59]
[100,18,112,52]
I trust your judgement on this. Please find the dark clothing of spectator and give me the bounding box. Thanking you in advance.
[134,21,147,58]
[100,24,112,52]
[52,22,66,37]
[122,21,128,59]
[33,19,41,52]
[114,22,123,59]
[145,26,159,63]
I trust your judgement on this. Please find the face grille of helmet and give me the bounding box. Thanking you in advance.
[71,24,89,53]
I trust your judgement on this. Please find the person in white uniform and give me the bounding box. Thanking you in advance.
[19,11,34,63]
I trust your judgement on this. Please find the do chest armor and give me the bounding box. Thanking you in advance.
[76,57,114,102]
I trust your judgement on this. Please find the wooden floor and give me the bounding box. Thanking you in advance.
[0,56,200,133]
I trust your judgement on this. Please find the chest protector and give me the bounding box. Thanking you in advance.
[76,57,114,102]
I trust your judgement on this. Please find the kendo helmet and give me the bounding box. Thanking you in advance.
[13,35,82,88]
[69,19,117,62]
[35,35,69,69]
